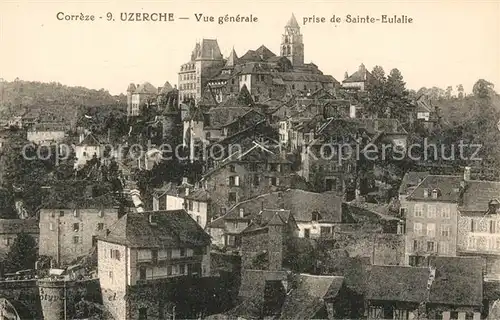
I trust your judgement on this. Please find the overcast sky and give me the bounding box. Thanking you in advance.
[1,0,499,95]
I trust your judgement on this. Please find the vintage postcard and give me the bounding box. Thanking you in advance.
[0,0,499,319]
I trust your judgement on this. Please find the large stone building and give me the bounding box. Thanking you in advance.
[126,82,159,117]
[402,174,463,266]
[97,209,211,320]
[38,194,125,266]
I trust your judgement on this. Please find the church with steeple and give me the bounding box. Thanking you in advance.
[280,13,304,67]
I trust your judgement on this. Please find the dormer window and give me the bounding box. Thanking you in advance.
[489,200,500,213]
[431,189,439,199]
[239,208,244,218]
[312,211,321,222]
[423,189,429,198]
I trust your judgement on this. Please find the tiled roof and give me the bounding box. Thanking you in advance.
[159,81,173,94]
[342,64,374,83]
[399,171,430,195]
[279,274,344,320]
[207,107,251,129]
[224,48,239,68]
[277,72,336,83]
[127,83,136,92]
[78,133,102,146]
[0,218,39,234]
[193,39,223,60]
[102,210,211,248]
[239,45,276,62]
[460,180,500,213]
[366,265,430,302]
[215,189,342,224]
[428,256,483,306]
[185,189,210,202]
[254,45,276,60]
[406,175,462,202]
[241,209,296,233]
[321,257,369,294]
[135,82,158,94]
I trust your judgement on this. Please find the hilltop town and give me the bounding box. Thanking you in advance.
[0,13,499,320]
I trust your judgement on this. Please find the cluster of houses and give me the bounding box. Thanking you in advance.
[0,13,498,320]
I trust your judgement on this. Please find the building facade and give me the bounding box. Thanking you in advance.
[97,210,211,320]
[402,175,462,266]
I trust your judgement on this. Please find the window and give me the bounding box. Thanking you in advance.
[167,266,172,276]
[73,236,80,244]
[180,248,186,257]
[431,189,439,199]
[471,219,476,232]
[400,208,407,217]
[467,237,477,249]
[138,308,147,320]
[427,205,436,218]
[196,201,200,212]
[49,223,54,231]
[97,223,104,231]
[426,223,436,237]
[441,206,450,219]
[152,249,158,263]
[110,249,121,261]
[188,201,193,211]
[270,177,279,186]
[320,227,332,235]
[59,210,64,217]
[73,223,80,232]
[304,229,310,238]
[229,165,235,173]
[414,204,423,217]
[139,267,146,280]
[98,211,104,218]
[439,241,449,254]
[490,220,497,233]
[441,224,451,237]
[73,210,79,217]
[253,174,260,186]
[228,192,237,203]
[413,223,423,235]
[413,240,419,251]
[51,211,55,218]
[108,271,113,279]
[196,216,200,224]
[427,241,435,252]
[180,264,186,275]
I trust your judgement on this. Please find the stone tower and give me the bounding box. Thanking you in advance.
[280,14,304,67]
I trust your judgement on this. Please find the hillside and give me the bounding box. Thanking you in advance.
[433,93,500,126]
[0,79,127,122]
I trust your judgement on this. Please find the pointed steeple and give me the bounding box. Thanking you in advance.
[286,13,300,29]
[224,47,239,68]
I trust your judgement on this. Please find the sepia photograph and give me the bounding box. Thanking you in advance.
[0,0,499,319]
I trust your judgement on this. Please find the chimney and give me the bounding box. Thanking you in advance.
[464,166,471,182]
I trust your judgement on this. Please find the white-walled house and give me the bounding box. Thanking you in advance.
[74,133,103,169]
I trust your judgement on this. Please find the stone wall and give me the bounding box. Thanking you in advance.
[0,279,41,318]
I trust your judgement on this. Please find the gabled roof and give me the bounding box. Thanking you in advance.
[185,189,210,202]
[255,45,276,60]
[279,275,344,320]
[241,209,296,233]
[460,180,500,213]
[206,106,251,129]
[102,210,211,248]
[342,64,374,83]
[210,189,342,225]
[135,82,158,94]
[406,175,462,202]
[428,256,483,306]
[159,81,174,94]
[399,171,430,195]
[193,39,223,60]
[127,83,136,92]
[367,265,430,303]
[78,133,101,146]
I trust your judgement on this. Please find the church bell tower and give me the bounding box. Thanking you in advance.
[280,13,304,67]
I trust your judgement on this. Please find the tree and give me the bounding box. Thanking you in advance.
[363,66,387,117]
[5,233,38,272]
[445,86,453,99]
[473,79,495,98]
[385,68,411,119]
[456,84,464,99]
